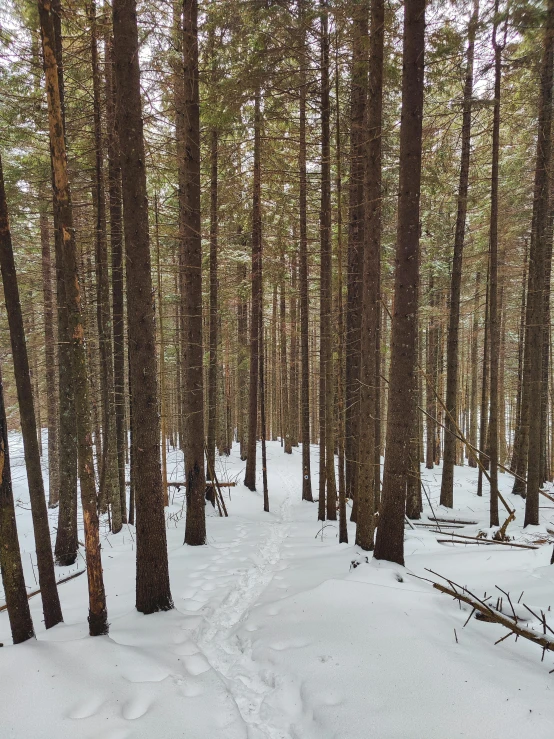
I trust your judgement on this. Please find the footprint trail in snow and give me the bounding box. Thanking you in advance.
[197,480,295,739]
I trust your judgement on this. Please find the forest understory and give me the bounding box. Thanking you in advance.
[1,436,554,739]
[3,0,554,735]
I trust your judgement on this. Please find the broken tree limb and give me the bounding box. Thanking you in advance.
[428,516,478,525]
[418,405,514,517]
[437,532,539,549]
[0,568,86,613]
[413,572,554,657]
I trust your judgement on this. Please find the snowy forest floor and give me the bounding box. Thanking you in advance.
[2,437,554,738]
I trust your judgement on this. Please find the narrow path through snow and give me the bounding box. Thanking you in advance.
[196,479,294,739]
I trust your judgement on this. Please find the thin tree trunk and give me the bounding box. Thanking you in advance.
[154,195,168,506]
[207,128,218,480]
[335,26,347,541]
[468,271,480,467]
[299,0,312,502]
[39,194,60,507]
[105,29,127,522]
[237,260,248,460]
[524,0,554,526]
[245,92,262,491]
[488,4,503,527]
[346,1,368,510]
[320,1,336,521]
[426,274,438,469]
[477,265,490,497]
[356,0,384,548]
[374,0,425,566]
[440,0,478,508]
[290,252,299,447]
[89,0,121,533]
[0,152,63,630]
[49,0,78,569]
[280,253,292,454]
[113,0,173,609]
[39,0,108,634]
[179,0,206,544]
[260,308,269,512]
[0,362,35,644]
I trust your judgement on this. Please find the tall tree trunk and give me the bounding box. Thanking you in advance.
[440,0,478,507]
[320,0,336,521]
[346,1,368,510]
[112,0,173,609]
[154,195,168,506]
[335,26,347,541]
[290,252,299,447]
[207,128,219,480]
[237,260,248,460]
[39,193,60,507]
[39,0,108,634]
[260,307,269,512]
[425,274,438,469]
[298,0,312,502]
[280,254,292,454]
[244,92,262,491]
[374,0,425,566]
[477,266,490,497]
[488,4,502,527]
[0,362,35,644]
[524,0,554,526]
[89,0,121,533]
[48,0,78,569]
[0,152,63,630]
[468,271,481,467]
[356,0,384,549]
[105,29,127,522]
[180,0,206,543]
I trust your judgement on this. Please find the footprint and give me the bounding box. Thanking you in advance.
[90,729,130,739]
[180,680,205,697]
[68,695,105,719]
[122,696,151,720]
[182,653,211,676]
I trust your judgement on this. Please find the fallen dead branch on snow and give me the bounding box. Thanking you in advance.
[410,569,554,666]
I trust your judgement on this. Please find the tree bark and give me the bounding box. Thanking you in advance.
[374,0,425,566]
[487,4,503,528]
[356,0,384,549]
[0,362,35,644]
[39,193,60,507]
[105,29,127,522]
[207,128,219,480]
[48,0,78,569]
[244,92,262,491]
[524,0,554,526]
[298,0,312,502]
[346,0,368,510]
[280,254,292,454]
[320,0,336,521]
[112,0,173,608]
[0,151,63,630]
[440,0,478,507]
[39,0,108,634]
[89,0,121,533]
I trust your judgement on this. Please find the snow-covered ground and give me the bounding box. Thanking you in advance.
[2,434,554,738]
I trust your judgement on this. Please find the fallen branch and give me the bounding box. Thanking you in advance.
[0,568,86,613]
[413,571,554,658]
[428,516,478,525]
[437,532,539,550]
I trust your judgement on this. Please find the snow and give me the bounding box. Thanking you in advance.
[2,434,554,738]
